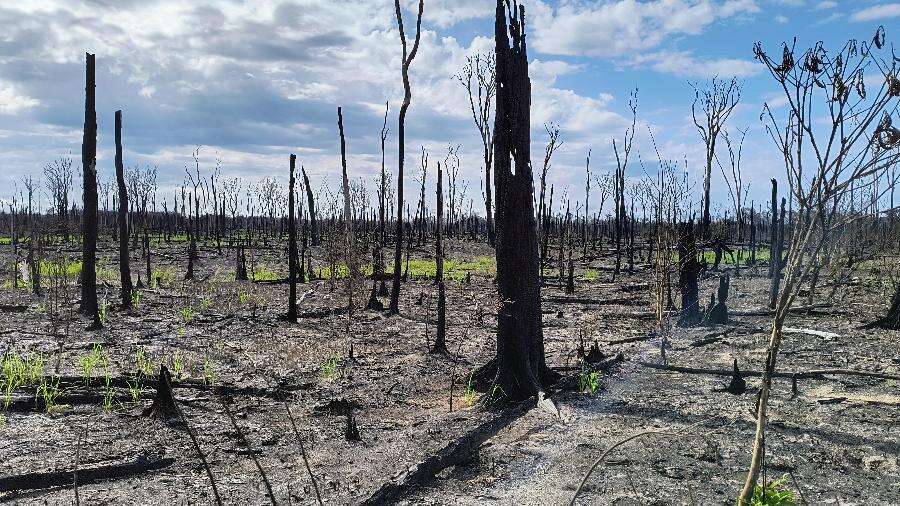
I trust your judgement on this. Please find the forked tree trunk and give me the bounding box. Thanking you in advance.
[80,52,100,328]
[115,110,132,308]
[482,0,552,402]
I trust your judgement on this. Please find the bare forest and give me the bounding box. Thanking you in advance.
[1,1,899,505]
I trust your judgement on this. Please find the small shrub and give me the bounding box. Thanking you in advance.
[180,305,194,324]
[751,475,797,506]
[319,355,341,380]
[579,367,601,395]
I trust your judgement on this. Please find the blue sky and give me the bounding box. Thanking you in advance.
[0,0,898,216]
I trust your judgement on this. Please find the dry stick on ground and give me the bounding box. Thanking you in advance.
[569,417,726,505]
[73,428,82,506]
[220,398,277,505]
[169,379,223,506]
[285,402,323,506]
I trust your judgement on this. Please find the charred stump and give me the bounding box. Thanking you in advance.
[142,366,179,422]
[703,273,730,325]
[866,283,900,329]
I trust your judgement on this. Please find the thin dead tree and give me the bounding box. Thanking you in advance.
[457,52,497,245]
[285,154,299,321]
[388,0,424,315]
[739,28,900,503]
[538,123,562,277]
[431,161,448,354]
[691,77,741,237]
[717,126,749,276]
[612,90,638,279]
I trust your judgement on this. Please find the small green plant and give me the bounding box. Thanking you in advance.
[171,352,185,380]
[583,269,598,281]
[750,475,797,506]
[202,357,217,386]
[461,373,478,407]
[180,305,194,324]
[126,377,142,405]
[37,377,60,413]
[579,367,601,395]
[98,297,108,324]
[78,343,105,385]
[200,296,213,311]
[131,288,142,308]
[134,348,153,377]
[237,291,250,305]
[319,355,341,380]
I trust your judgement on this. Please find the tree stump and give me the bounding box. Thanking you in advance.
[142,365,179,421]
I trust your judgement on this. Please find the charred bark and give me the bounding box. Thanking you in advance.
[285,154,299,321]
[80,52,100,328]
[677,220,701,327]
[480,0,553,402]
[115,110,133,308]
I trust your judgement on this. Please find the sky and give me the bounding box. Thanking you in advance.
[0,0,898,217]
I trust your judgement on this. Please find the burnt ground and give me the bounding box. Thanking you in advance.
[0,237,898,505]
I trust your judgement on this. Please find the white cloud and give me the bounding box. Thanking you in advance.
[530,0,760,57]
[631,51,761,78]
[774,14,789,22]
[815,1,837,9]
[0,82,40,114]
[851,3,900,21]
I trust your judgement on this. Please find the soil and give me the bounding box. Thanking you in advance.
[1,238,898,505]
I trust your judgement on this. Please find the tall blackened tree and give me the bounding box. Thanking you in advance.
[80,52,101,328]
[285,154,299,321]
[485,0,552,401]
[115,110,133,308]
[431,161,447,354]
[388,0,424,315]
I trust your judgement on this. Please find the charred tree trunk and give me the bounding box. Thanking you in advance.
[480,0,552,402]
[677,220,701,327]
[867,283,900,329]
[389,0,423,315]
[115,110,132,308]
[80,52,100,328]
[769,197,786,309]
[768,179,777,279]
[301,167,318,247]
[285,154,299,321]
[432,161,448,354]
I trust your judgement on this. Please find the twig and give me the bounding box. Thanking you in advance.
[73,428,82,506]
[285,402,323,506]
[221,398,277,505]
[172,382,222,506]
[570,417,717,505]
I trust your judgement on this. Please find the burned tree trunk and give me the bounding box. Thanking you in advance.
[143,366,178,421]
[480,0,552,402]
[115,110,133,308]
[677,220,701,327]
[769,197,786,309]
[388,0,424,315]
[80,52,100,328]
[432,161,448,354]
[301,167,318,247]
[285,154,299,322]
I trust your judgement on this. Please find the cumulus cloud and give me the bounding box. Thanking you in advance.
[630,51,762,78]
[529,0,760,58]
[851,3,900,22]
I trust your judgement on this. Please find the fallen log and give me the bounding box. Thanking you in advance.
[546,296,638,306]
[0,456,175,493]
[637,361,900,382]
[783,327,840,339]
[606,334,654,345]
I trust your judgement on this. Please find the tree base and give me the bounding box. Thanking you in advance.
[142,366,179,422]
